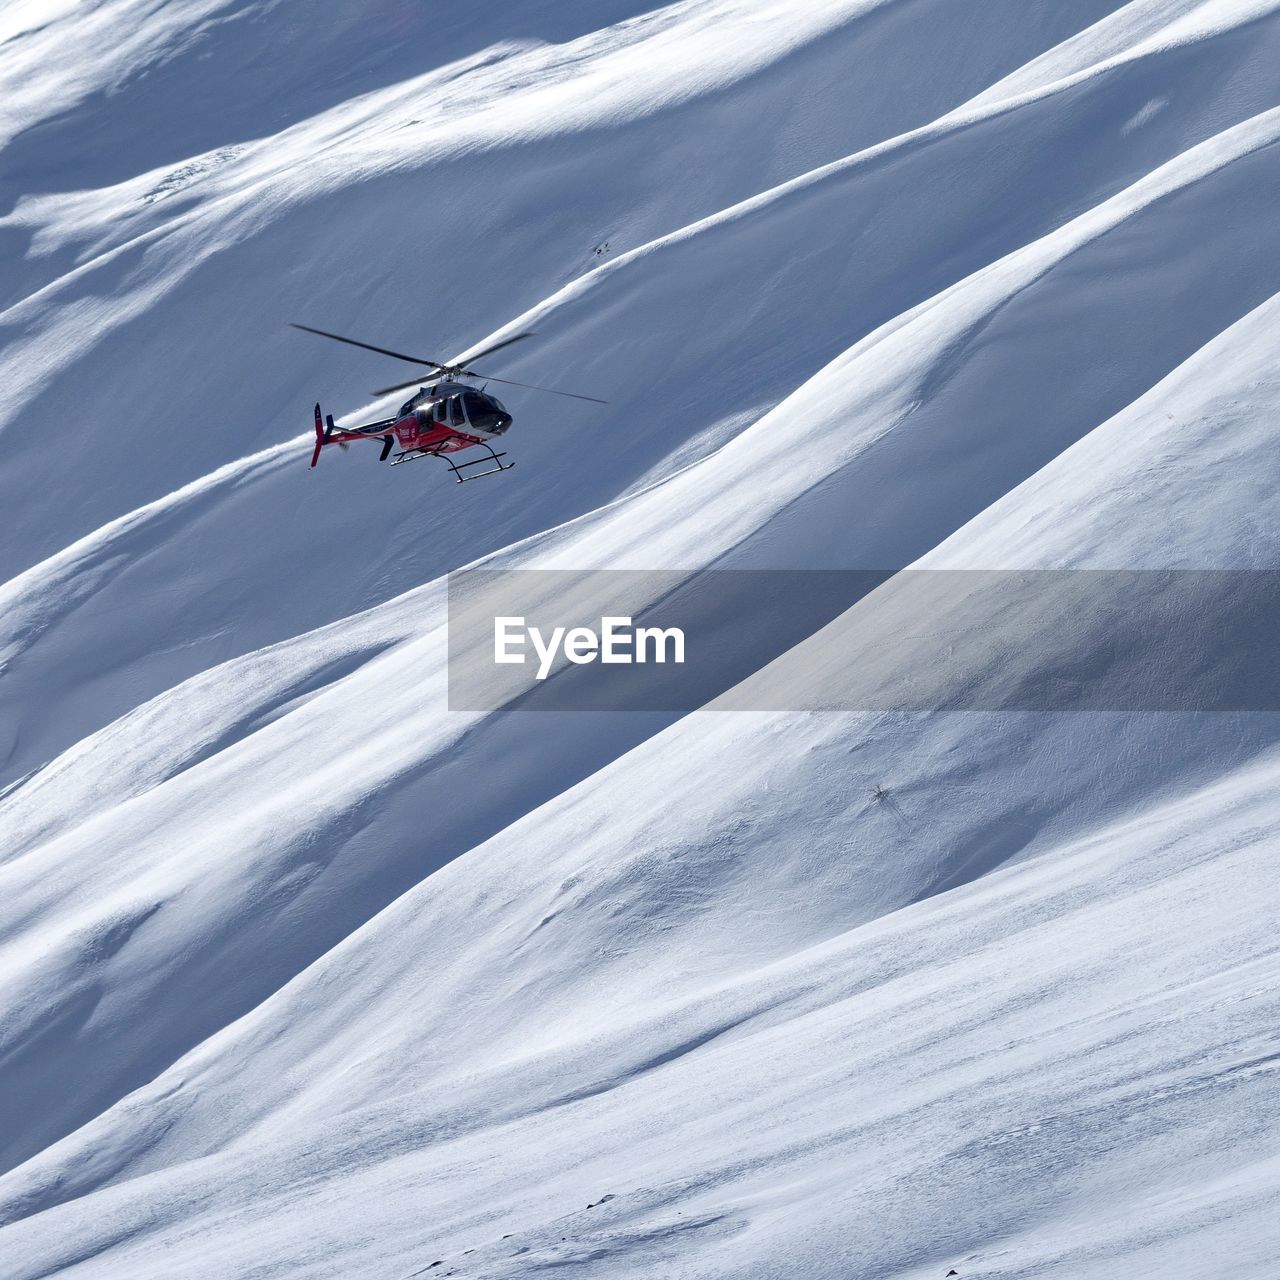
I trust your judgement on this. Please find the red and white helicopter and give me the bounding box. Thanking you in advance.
[291,323,606,482]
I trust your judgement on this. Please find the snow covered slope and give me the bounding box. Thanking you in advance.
[3,1,1280,1276]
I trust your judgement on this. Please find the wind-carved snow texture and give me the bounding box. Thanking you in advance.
[2,1,1280,1276]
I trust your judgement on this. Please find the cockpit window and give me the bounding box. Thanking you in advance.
[460,391,513,436]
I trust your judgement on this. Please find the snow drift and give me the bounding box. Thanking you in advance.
[3,1,1280,1276]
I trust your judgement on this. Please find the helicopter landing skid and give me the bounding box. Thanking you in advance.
[389,441,513,483]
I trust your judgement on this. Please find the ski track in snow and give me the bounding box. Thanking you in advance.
[3,1,1280,1276]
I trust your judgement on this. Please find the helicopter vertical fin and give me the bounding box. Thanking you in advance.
[310,404,325,468]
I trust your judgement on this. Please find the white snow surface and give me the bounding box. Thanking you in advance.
[3,1,1280,1276]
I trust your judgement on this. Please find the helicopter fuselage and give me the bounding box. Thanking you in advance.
[311,382,515,469]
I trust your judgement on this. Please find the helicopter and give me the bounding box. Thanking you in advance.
[291,323,607,483]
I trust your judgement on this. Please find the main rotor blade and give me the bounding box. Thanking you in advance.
[290,323,445,369]
[374,368,607,403]
[462,372,608,404]
[460,331,536,365]
[372,374,438,397]
[371,334,536,394]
